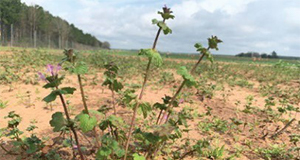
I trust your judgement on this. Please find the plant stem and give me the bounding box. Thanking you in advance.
[77,74,89,114]
[180,149,196,159]
[158,52,206,124]
[158,80,186,124]
[271,118,295,139]
[111,90,116,115]
[156,109,163,124]
[152,19,165,49]
[190,53,206,73]
[123,18,166,160]
[77,74,100,148]
[0,144,18,155]
[56,87,85,160]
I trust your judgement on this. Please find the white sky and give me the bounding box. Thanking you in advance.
[22,0,300,56]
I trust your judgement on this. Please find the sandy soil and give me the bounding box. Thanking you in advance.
[0,66,299,159]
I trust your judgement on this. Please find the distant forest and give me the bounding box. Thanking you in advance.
[0,0,110,49]
[236,51,279,59]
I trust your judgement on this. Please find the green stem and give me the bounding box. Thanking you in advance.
[77,74,100,148]
[111,90,116,115]
[56,87,85,160]
[77,74,89,114]
[158,80,186,124]
[123,18,166,160]
[158,52,206,124]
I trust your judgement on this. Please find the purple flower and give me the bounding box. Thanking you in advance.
[55,64,62,76]
[38,72,47,81]
[38,64,62,83]
[163,4,171,13]
[46,64,61,76]
[162,114,168,121]
[46,64,54,75]
[73,145,78,150]
[179,98,184,104]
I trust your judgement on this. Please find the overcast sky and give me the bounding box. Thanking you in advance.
[22,0,300,56]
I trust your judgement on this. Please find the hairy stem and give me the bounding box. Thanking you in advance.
[158,52,206,124]
[77,74,89,114]
[56,87,85,160]
[77,74,100,148]
[156,109,163,124]
[152,19,165,49]
[123,18,166,160]
[158,80,186,124]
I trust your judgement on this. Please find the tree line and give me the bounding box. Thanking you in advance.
[0,0,110,49]
[236,51,278,58]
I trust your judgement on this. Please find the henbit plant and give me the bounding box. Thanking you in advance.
[0,5,226,160]
[0,111,62,159]
[61,49,100,148]
[256,144,294,160]
[158,35,222,125]
[38,64,85,160]
[123,5,174,160]
[102,62,123,115]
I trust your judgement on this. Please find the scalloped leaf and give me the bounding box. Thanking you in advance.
[157,11,175,20]
[73,61,88,75]
[139,49,163,66]
[43,91,58,103]
[177,66,196,87]
[76,113,97,133]
[133,153,146,160]
[50,112,67,132]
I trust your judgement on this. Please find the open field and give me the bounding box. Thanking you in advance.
[0,48,300,160]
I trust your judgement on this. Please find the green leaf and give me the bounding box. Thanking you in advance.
[143,132,160,144]
[157,11,175,20]
[139,49,163,66]
[115,148,125,157]
[112,80,123,92]
[208,35,222,50]
[0,128,5,138]
[205,51,214,63]
[139,102,152,118]
[99,115,124,131]
[194,43,207,53]
[99,119,109,131]
[153,103,167,110]
[43,91,58,103]
[163,27,172,35]
[152,19,158,24]
[133,153,146,160]
[108,115,124,127]
[60,87,76,95]
[50,112,67,132]
[96,146,112,159]
[194,43,214,63]
[177,66,196,87]
[43,76,64,89]
[157,21,172,35]
[73,61,88,74]
[76,114,97,132]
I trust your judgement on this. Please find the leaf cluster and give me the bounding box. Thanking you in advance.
[139,49,163,66]
[102,62,123,92]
